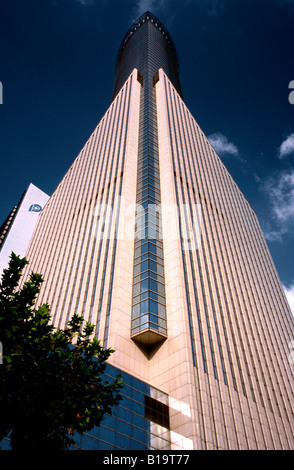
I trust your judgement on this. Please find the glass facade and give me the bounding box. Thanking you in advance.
[0,364,171,451]
[71,364,171,450]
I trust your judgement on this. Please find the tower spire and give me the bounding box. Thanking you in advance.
[112,11,182,101]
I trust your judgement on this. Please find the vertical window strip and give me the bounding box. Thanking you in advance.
[62,88,117,327]
[74,83,127,325]
[103,76,134,346]
[62,143,105,321]
[199,129,249,397]
[29,152,84,272]
[201,142,256,396]
[183,106,245,396]
[250,217,294,397]
[184,113,243,392]
[53,126,101,327]
[179,101,228,386]
[248,205,294,364]
[168,80,218,378]
[205,136,273,441]
[50,147,94,325]
[174,97,222,384]
[187,116,256,447]
[103,240,116,346]
[229,178,289,421]
[86,82,130,339]
[185,116,237,390]
[81,118,120,326]
[194,122,252,398]
[165,77,225,449]
[212,154,269,406]
[163,76,204,370]
[35,160,78,299]
[45,153,86,308]
[229,184,278,413]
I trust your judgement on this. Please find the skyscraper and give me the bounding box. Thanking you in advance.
[20,12,294,450]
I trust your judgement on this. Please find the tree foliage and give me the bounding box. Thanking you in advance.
[0,252,123,450]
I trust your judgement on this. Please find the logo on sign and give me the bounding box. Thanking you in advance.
[29,204,42,212]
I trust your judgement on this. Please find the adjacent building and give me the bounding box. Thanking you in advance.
[0,183,49,277]
[18,12,294,450]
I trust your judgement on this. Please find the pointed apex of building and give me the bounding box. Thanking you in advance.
[136,11,159,21]
[113,8,181,100]
[134,11,168,28]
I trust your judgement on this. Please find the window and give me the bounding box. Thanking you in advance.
[145,396,170,429]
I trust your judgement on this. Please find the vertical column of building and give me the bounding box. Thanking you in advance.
[187,107,257,449]
[153,68,205,450]
[130,27,167,349]
[189,120,259,449]
[131,83,167,347]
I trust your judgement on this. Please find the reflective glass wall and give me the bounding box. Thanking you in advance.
[72,365,171,450]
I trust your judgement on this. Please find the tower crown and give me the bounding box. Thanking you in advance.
[115,11,180,73]
[112,11,182,100]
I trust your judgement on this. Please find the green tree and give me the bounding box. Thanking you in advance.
[0,252,123,450]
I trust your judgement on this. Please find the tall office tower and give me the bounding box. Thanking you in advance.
[20,12,294,450]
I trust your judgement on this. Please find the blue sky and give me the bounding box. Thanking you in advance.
[0,0,294,311]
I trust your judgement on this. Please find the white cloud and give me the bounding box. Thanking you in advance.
[253,173,262,183]
[283,282,294,315]
[208,132,239,157]
[134,0,224,19]
[72,0,94,5]
[263,169,294,241]
[134,0,168,16]
[280,0,294,6]
[263,225,288,243]
[201,0,224,17]
[267,170,294,222]
[137,0,156,10]
[278,133,294,159]
[135,0,155,12]
[279,0,294,12]
[183,0,225,16]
